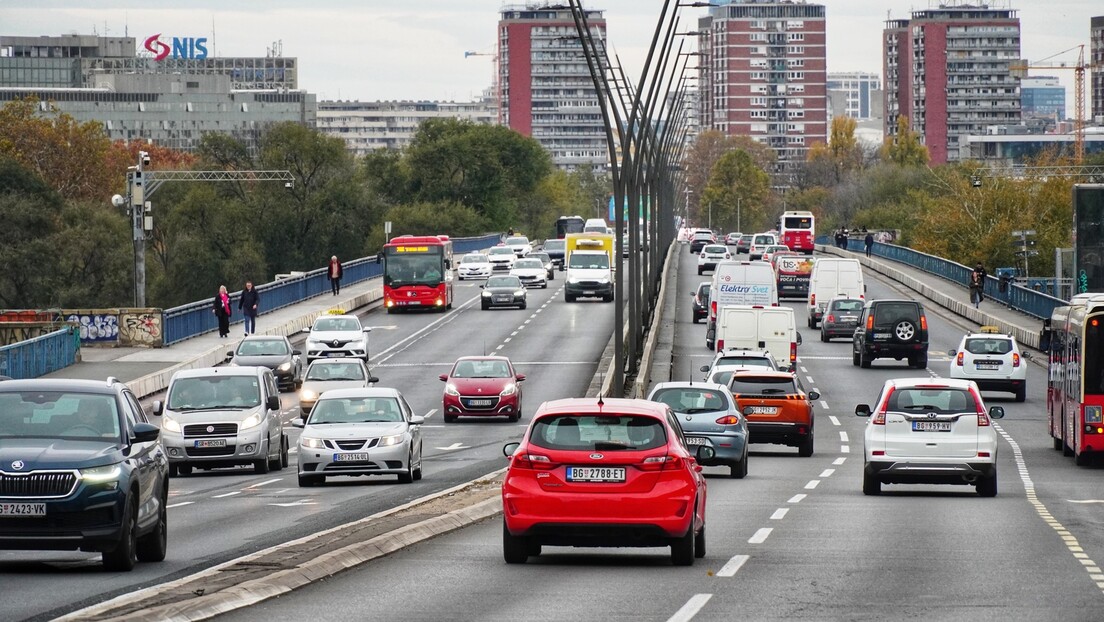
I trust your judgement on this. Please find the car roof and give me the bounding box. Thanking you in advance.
[650,381,730,393]
[241,335,288,341]
[534,397,669,418]
[715,349,772,358]
[885,377,976,390]
[317,314,357,320]
[315,387,402,400]
[0,378,121,394]
[172,366,268,379]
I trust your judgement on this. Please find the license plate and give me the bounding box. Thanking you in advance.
[566,466,626,483]
[0,502,46,517]
[494,297,511,303]
[468,399,494,406]
[975,362,1000,370]
[582,290,595,295]
[874,332,891,339]
[685,436,709,446]
[326,352,344,357]
[912,421,952,432]
[194,439,227,448]
[748,406,778,414]
[334,453,370,462]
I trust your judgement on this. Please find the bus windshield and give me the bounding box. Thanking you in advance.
[384,249,444,287]
[555,217,585,239]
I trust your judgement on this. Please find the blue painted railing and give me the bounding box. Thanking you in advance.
[162,233,502,345]
[0,327,81,379]
[816,234,1066,320]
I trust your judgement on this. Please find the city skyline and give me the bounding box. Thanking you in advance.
[1,1,1099,105]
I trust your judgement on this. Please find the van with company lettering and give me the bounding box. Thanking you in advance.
[715,305,801,369]
[807,257,865,328]
[706,261,778,350]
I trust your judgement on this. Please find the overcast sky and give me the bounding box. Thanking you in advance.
[2,1,1100,103]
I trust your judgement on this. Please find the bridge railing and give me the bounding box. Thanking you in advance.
[0,327,81,379]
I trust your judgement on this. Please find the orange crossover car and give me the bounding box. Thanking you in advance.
[729,371,819,456]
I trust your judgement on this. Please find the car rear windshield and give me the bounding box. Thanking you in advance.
[729,376,797,396]
[872,303,920,328]
[717,356,775,369]
[543,240,565,251]
[651,387,730,414]
[168,376,261,410]
[702,245,727,254]
[885,388,974,413]
[306,362,365,381]
[964,338,1012,355]
[529,414,667,451]
[0,391,121,441]
[830,300,864,312]
[754,235,774,244]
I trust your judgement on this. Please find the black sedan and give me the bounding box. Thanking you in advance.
[226,335,303,391]
[481,275,528,310]
[0,378,169,571]
[821,297,865,342]
[691,281,710,323]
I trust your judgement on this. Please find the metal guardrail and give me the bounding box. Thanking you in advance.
[816,234,1066,320]
[0,327,80,379]
[162,233,502,345]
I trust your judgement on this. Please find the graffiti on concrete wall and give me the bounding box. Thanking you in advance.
[119,312,162,347]
[67,313,118,344]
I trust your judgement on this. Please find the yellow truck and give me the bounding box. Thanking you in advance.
[564,233,615,303]
[564,233,615,268]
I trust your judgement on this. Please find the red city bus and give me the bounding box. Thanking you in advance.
[381,235,454,313]
[779,211,815,255]
[1045,294,1104,465]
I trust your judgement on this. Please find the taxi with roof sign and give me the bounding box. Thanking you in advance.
[947,326,1028,402]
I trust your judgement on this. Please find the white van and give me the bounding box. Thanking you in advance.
[583,218,608,234]
[715,305,800,369]
[806,257,865,328]
[706,261,778,349]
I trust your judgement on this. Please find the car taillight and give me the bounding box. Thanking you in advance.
[711,301,717,318]
[639,454,683,471]
[512,453,556,470]
[1012,353,1021,367]
[920,316,928,331]
[790,342,797,364]
[977,412,991,426]
[716,415,740,425]
[956,352,964,366]
[867,314,875,329]
[826,314,835,323]
[810,293,815,306]
[717,339,725,350]
[872,411,886,425]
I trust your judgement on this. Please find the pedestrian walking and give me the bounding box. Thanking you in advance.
[969,262,987,308]
[238,280,259,336]
[213,285,232,338]
[328,255,343,296]
[864,232,874,257]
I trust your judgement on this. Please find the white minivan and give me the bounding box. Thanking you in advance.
[706,261,778,350]
[583,218,609,234]
[807,257,865,328]
[715,305,800,369]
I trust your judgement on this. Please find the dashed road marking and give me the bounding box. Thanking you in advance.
[424,409,437,419]
[716,555,749,577]
[806,376,815,384]
[804,480,820,490]
[167,501,194,509]
[212,491,241,499]
[770,508,789,520]
[787,494,806,504]
[839,431,849,442]
[833,457,847,466]
[840,445,850,454]
[819,469,835,478]
[247,478,282,489]
[504,338,512,343]
[820,400,830,410]
[748,528,773,544]
[667,594,713,622]
[829,416,840,426]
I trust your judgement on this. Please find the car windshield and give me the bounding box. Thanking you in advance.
[461,255,487,264]
[506,237,529,246]
[964,338,1013,355]
[514,259,542,269]
[651,388,729,414]
[313,317,361,332]
[489,247,515,256]
[236,339,289,356]
[529,253,550,263]
[529,414,667,451]
[0,391,121,441]
[487,276,522,288]
[305,362,365,381]
[543,240,565,251]
[696,283,710,298]
[568,254,609,269]
[730,376,797,396]
[886,388,974,413]
[451,359,512,378]
[830,300,864,312]
[167,376,261,410]
[309,397,404,424]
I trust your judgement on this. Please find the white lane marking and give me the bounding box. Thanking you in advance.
[805,480,820,490]
[1068,500,1104,504]
[167,502,194,509]
[748,528,773,544]
[800,366,808,373]
[820,400,830,410]
[517,325,525,331]
[829,416,840,426]
[510,331,518,337]
[787,494,806,504]
[839,431,849,442]
[212,492,241,499]
[504,338,512,343]
[435,442,467,451]
[833,457,847,466]
[421,425,445,429]
[819,469,835,478]
[770,508,789,520]
[424,409,437,419]
[371,296,479,364]
[268,499,317,507]
[716,555,750,577]
[247,478,282,489]
[666,594,713,622]
[806,375,814,384]
[495,345,504,351]
[376,361,592,367]
[840,445,850,454]
[524,319,532,324]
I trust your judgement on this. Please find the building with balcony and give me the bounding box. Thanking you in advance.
[317,95,497,156]
[1093,16,1104,123]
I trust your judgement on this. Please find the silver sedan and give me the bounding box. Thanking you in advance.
[298,358,376,415]
[293,387,424,486]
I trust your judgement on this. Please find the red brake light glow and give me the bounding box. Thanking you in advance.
[512,453,556,470]
[920,316,928,331]
[826,314,835,323]
[717,339,725,350]
[715,415,740,425]
[867,314,875,329]
[956,352,964,366]
[1012,352,1021,367]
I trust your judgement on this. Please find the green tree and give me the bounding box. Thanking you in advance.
[700,150,771,231]
[882,115,930,167]
[682,130,776,226]
[0,157,63,307]
[51,201,132,307]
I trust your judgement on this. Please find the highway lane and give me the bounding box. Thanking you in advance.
[216,248,1104,621]
[0,275,617,621]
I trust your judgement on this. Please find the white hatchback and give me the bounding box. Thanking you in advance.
[948,327,1028,402]
[856,377,1004,497]
[697,244,730,275]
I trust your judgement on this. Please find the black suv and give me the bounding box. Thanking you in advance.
[852,299,929,368]
[689,232,715,254]
[691,281,710,323]
[0,378,169,570]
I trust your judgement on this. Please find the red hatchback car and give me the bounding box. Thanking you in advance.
[501,398,712,566]
[440,356,525,422]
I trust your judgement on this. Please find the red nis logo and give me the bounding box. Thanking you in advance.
[144,34,170,60]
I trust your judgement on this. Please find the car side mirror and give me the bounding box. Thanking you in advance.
[152,400,164,416]
[225,351,234,361]
[503,442,520,458]
[516,374,526,382]
[409,415,425,426]
[855,404,872,417]
[292,349,301,356]
[796,333,803,346]
[439,374,449,382]
[480,285,485,289]
[364,327,372,333]
[695,445,716,462]
[700,365,710,373]
[291,418,305,428]
[807,391,820,401]
[266,395,280,411]
[132,422,160,443]
[989,406,1005,420]
[1021,351,1031,360]
[948,350,956,357]
[368,376,380,384]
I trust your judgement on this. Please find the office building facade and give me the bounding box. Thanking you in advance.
[826,72,881,120]
[1020,76,1065,120]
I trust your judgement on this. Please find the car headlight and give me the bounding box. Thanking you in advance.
[81,464,122,483]
[161,414,181,433]
[515,289,526,297]
[277,362,292,372]
[300,389,318,402]
[300,436,325,449]
[378,434,404,447]
[352,339,366,349]
[482,290,492,297]
[445,383,460,396]
[597,277,610,284]
[500,383,517,396]
[241,411,264,429]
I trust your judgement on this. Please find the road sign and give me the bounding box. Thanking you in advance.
[1014,250,1040,257]
[1011,230,1037,237]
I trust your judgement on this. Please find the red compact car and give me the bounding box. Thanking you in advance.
[501,398,712,566]
[440,356,525,422]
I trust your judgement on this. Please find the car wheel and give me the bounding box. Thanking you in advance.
[281,436,290,468]
[503,522,530,564]
[976,471,998,497]
[1015,383,1026,403]
[413,454,423,481]
[103,493,138,571]
[697,267,703,275]
[694,524,706,559]
[860,349,872,369]
[268,437,283,471]
[604,294,614,303]
[670,520,696,566]
[542,282,547,289]
[820,330,829,343]
[519,302,527,310]
[852,349,860,366]
[1053,435,1063,451]
[386,307,395,314]
[730,454,748,479]
[508,411,520,422]
[443,413,457,423]
[254,449,270,475]
[565,294,576,302]
[398,452,415,484]
[797,435,814,457]
[168,464,179,478]
[177,464,192,476]
[136,486,168,563]
[862,471,881,496]
[1075,451,1093,466]
[481,302,489,310]
[893,319,917,342]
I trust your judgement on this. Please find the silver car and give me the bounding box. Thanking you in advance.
[293,387,424,487]
[647,381,750,478]
[298,358,376,415]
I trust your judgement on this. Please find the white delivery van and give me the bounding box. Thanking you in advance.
[806,257,865,328]
[706,261,778,349]
[715,305,800,369]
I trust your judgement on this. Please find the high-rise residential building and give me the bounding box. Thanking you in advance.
[826,72,881,120]
[497,4,608,171]
[1020,76,1065,120]
[883,5,1021,165]
[1093,16,1104,123]
[317,95,497,157]
[698,0,828,173]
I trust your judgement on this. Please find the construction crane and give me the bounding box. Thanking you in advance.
[1011,45,1100,164]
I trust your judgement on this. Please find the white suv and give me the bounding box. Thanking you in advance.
[855,377,1005,497]
[948,327,1028,402]
[304,314,371,364]
[697,244,730,275]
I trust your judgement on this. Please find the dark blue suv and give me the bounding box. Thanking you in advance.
[0,378,169,570]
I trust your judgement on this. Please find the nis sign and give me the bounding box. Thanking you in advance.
[144,34,208,60]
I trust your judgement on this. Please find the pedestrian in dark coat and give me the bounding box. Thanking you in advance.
[238,280,259,335]
[213,285,232,338]
[328,255,343,296]
[864,232,874,257]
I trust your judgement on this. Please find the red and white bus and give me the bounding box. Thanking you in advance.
[1045,294,1104,465]
[779,211,815,255]
[381,235,454,313]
